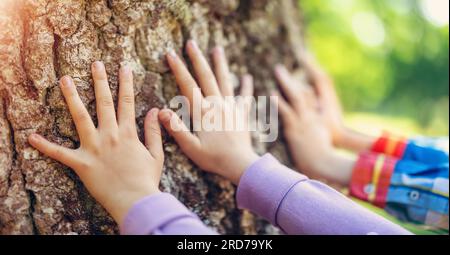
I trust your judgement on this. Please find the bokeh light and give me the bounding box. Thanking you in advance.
[352,12,386,47]
[420,0,450,27]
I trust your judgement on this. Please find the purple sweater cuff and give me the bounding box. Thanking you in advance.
[236,153,307,226]
[120,192,200,235]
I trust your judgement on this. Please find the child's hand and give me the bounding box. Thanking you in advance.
[300,54,346,146]
[301,54,376,152]
[273,65,353,185]
[159,41,259,185]
[28,62,164,225]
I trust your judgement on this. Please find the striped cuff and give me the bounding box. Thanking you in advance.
[350,152,398,208]
[372,133,408,158]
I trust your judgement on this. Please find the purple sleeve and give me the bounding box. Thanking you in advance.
[236,154,412,235]
[120,192,216,235]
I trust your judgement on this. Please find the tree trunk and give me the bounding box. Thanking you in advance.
[0,0,304,234]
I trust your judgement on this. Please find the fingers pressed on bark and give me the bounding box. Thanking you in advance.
[28,134,79,170]
[274,65,304,112]
[144,108,164,161]
[117,65,136,129]
[271,91,296,127]
[91,61,117,131]
[166,51,204,113]
[212,46,233,97]
[239,75,254,113]
[158,109,201,158]
[59,76,96,142]
[186,40,221,97]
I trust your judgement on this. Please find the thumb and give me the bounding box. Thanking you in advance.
[144,108,164,162]
[28,134,79,170]
[158,109,202,157]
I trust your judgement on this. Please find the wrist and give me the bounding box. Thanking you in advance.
[319,150,355,186]
[218,150,259,185]
[333,126,349,148]
[337,127,376,152]
[110,187,160,226]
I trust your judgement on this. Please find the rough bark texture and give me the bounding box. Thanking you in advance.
[0,0,304,234]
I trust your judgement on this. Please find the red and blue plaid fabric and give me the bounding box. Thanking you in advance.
[350,134,449,230]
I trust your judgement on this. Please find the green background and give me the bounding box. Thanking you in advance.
[301,0,449,136]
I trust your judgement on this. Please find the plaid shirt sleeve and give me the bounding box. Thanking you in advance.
[372,133,449,165]
[372,133,409,158]
[350,152,449,230]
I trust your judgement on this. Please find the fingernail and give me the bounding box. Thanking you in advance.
[150,108,159,119]
[159,110,172,122]
[243,74,253,82]
[214,46,224,55]
[188,40,199,50]
[120,64,131,74]
[29,134,40,143]
[167,49,177,59]
[60,76,72,88]
[274,64,285,73]
[93,61,104,71]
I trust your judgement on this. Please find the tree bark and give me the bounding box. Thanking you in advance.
[0,0,304,234]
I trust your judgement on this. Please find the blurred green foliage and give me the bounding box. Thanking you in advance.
[301,0,449,136]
